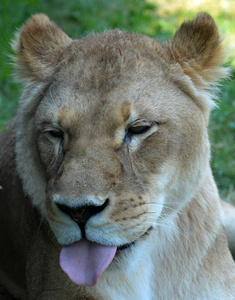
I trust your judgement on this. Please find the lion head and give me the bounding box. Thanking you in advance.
[13,13,228,286]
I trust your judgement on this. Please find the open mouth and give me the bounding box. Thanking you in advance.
[59,226,153,286]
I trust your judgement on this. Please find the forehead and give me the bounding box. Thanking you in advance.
[40,32,193,126]
[52,30,168,95]
[44,70,178,123]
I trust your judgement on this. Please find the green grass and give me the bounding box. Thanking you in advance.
[209,73,235,200]
[0,0,234,202]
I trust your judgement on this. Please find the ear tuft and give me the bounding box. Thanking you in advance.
[12,14,71,82]
[163,13,229,110]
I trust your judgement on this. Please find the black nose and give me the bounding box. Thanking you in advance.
[57,199,109,237]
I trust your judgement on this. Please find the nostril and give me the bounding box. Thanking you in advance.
[85,198,109,218]
[56,198,109,226]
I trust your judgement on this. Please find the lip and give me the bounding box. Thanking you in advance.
[117,241,134,251]
[117,226,153,252]
[59,226,153,252]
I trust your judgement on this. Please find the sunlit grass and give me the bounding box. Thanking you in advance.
[148,0,235,65]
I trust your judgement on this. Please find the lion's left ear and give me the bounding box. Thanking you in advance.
[12,14,72,83]
[163,13,229,111]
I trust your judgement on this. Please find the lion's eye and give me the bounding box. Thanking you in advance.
[125,120,155,143]
[48,130,64,139]
[128,125,151,135]
[44,129,64,143]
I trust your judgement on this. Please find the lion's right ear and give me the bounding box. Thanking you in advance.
[12,14,71,82]
[161,13,229,112]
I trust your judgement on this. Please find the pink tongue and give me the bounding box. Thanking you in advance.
[59,239,117,286]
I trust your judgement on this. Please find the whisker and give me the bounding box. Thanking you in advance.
[156,218,193,245]
[144,202,187,215]
[135,212,193,246]
[144,201,187,205]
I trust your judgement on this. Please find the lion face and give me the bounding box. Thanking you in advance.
[14,14,227,285]
[32,46,206,247]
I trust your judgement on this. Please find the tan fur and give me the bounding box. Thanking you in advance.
[221,200,235,256]
[0,13,234,299]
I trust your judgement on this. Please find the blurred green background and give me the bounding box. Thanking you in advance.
[0,0,234,202]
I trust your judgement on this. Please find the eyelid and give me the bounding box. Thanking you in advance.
[43,128,62,132]
[130,119,154,127]
[42,125,63,133]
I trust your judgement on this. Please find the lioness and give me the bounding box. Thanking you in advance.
[0,13,234,300]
